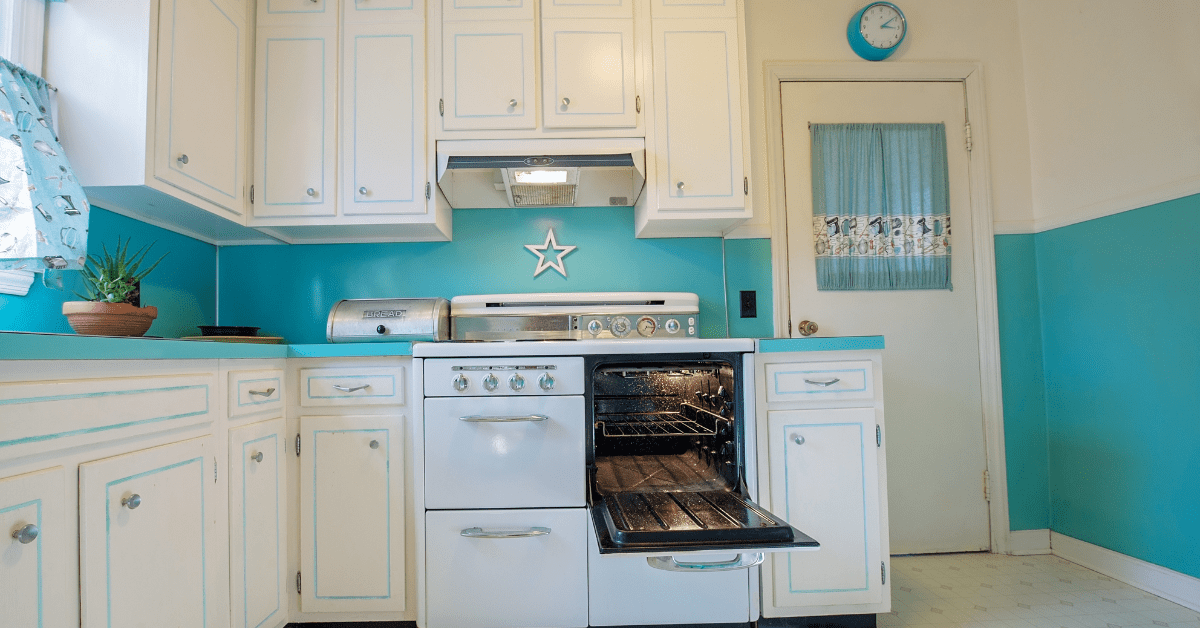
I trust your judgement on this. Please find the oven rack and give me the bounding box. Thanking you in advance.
[595,403,723,437]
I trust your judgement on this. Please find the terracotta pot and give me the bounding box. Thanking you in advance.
[62,301,159,337]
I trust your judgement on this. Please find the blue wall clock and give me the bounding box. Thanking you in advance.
[847,2,907,61]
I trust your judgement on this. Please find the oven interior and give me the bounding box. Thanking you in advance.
[587,355,813,553]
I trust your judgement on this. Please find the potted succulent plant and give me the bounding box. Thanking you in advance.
[62,238,167,337]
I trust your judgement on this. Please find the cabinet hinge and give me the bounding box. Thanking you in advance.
[983,469,990,502]
[965,122,973,152]
[744,177,748,195]
[876,425,882,448]
[787,318,793,337]
[439,99,444,116]
[426,182,431,200]
[882,562,887,585]
[296,434,301,457]
[214,458,218,483]
[249,185,254,204]
[296,571,302,594]
[636,95,641,113]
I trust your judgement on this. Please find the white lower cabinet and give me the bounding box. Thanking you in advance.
[229,418,288,628]
[79,436,221,628]
[425,508,588,628]
[299,414,405,613]
[0,467,68,628]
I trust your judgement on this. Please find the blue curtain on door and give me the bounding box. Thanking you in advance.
[810,123,951,290]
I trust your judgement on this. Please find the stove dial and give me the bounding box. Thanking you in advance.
[665,318,680,334]
[483,373,499,391]
[610,316,632,338]
[636,316,657,337]
[509,373,526,391]
[539,373,555,391]
[452,374,469,392]
[587,319,603,336]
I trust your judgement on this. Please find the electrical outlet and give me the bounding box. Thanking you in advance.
[739,290,757,318]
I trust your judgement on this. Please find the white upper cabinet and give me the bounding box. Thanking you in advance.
[541,19,636,129]
[345,0,423,23]
[649,19,744,210]
[541,0,632,19]
[253,25,339,218]
[649,0,736,19]
[441,20,538,131]
[342,21,428,215]
[442,0,533,21]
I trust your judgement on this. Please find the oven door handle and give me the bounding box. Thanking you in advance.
[459,415,550,423]
[645,553,765,572]
[460,527,551,538]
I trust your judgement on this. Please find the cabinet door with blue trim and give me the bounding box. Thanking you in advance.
[0,467,67,628]
[229,418,288,628]
[765,407,883,608]
[441,20,536,131]
[79,436,220,628]
[300,415,405,612]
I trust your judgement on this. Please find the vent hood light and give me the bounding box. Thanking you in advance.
[514,170,570,184]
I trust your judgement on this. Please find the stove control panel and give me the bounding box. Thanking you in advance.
[423,358,585,397]
[575,314,697,339]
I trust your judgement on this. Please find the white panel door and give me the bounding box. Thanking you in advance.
[299,415,405,612]
[541,19,636,129]
[79,436,219,628]
[541,0,632,20]
[229,418,287,628]
[442,20,536,131]
[425,508,588,628]
[650,0,736,18]
[0,467,67,628]
[155,0,246,216]
[780,81,989,553]
[345,0,421,23]
[342,22,427,216]
[254,25,338,218]
[442,0,534,21]
[651,19,744,210]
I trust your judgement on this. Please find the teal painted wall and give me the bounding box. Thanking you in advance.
[994,234,1050,531]
[724,238,774,339]
[218,208,760,344]
[1036,193,1200,579]
[0,207,216,338]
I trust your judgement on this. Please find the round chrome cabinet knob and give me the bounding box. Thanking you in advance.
[121,494,142,510]
[539,373,555,391]
[483,374,499,391]
[251,451,264,463]
[452,374,469,392]
[664,318,680,334]
[587,319,603,336]
[610,316,632,338]
[509,373,526,391]
[12,523,39,544]
[369,440,380,449]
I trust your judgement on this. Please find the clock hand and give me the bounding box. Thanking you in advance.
[881,17,896,28]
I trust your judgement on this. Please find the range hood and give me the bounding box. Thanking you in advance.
[436,138,646,209]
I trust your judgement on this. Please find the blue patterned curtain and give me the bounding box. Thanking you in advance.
[810,123,951,290]
[0,57,90,272]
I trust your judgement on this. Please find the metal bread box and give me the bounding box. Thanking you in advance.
[327,298,450,343]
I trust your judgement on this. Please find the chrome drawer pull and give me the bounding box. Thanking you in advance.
[332,384,371,393]
[459,414,549,423]
[646,553,764,572]
[248,387,276,397]
[461,527,551,538]
[803,378,841,387]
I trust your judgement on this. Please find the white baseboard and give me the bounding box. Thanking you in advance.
[1008,529,1051,555]
[1051,532,1200,612]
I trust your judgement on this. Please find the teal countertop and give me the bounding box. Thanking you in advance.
[757,336,884,352]
[0,332,414,360]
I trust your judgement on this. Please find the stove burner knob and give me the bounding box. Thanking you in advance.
[665,318,680,334]
[509,373,526,391]
[483,374,499,391]
[610,316,632,338]
[539,373,555,391]
[452,374,469,392]
[587,319,603,336]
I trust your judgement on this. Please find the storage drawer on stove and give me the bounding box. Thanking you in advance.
[764,360,875,404]
[425,508,588,628]
[424,396,585,508]
[299,367,404,407]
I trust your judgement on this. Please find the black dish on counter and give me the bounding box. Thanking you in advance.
[198,325,260,337]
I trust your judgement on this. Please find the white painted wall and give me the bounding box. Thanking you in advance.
[1016,0,1200,232]
[731,0,1036,237]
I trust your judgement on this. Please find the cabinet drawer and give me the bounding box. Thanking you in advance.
[228,369,283,418]
[764,360,875,404]
[426,508,588,628]
[299,367,405,407]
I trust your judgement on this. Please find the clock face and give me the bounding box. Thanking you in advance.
[859,3,906,49]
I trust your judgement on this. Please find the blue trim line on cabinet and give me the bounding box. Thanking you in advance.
[0,385,210,448]
[662,28,736,200]
[312,429,393,600]
[773,368,868,396]
[352,32,419,205]
[242,433,282,628]
[452,32,528,119]
[306,374,396,399]
[263,36,329,208]
[0,499,44,627]
[550,30,630,118]
[105,456,207,628]
[237,377,282,408]
[783,422,870,594]
[266,0,327,14]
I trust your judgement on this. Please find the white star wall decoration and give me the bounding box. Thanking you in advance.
[524,227,577,278]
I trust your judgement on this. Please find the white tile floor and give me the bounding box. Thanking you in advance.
[883,553,1200,628]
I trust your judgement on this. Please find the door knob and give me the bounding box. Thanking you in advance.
[796,320,818,336]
